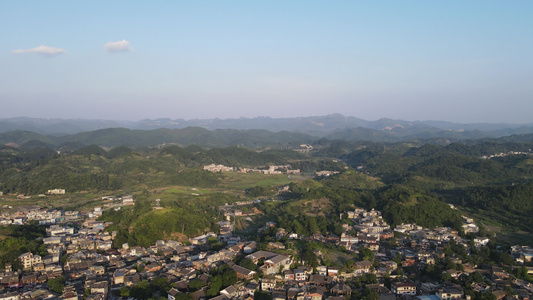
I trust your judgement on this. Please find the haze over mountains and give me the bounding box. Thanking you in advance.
[2,114,533,148]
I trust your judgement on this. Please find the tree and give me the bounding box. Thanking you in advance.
[239,258,257,271]
[222,269,237,287]
[393,252,402,266]
[152,276,170,296]
[383,272,392,289]
[505,286,516,296]
[363,274,378,284]
[474,292,497,300]
[424,263,442,280]
[301,244,318,267]
[175,293,193,300]
[360,247,375,262]
[254,291,272,300]
[363,289,379,300]
[48,276,66,294]
[129,280,151,299]
[189,279,206,291]
[441,272,453,282]
[500,253,514,266]
[395,266,404,276]
[119,286,130,297]
[515,266,533,282]
[207,276,222,297]
[471,271,484,283]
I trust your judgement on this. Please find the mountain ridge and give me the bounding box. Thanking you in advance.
[2,114,533,148]
[1,114,532,136]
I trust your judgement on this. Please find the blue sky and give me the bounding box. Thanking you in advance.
[1,1,532,123]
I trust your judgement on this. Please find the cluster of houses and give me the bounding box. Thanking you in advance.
[393,224,460,244]
[511,246,533,264]
[218,202,262,224]
[460,216,479,234]
[0,207,80,226]
[315,171,339,177]
[101,195,135,207]
[0,200,531,300]
[480,150,532,160]
[203,163,344,177]
[0,216,116,299]
[203,165,235,173]
[203,164,301,175]
[252,207,533,300]
[46,189,66,195]
[12,189,66,199]
[294,144,313,154]
[337,208,394,251]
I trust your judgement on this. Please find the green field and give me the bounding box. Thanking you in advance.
[220,172,309,189]
[0,172,308,217]
[0,192,107,212]
[162,186,216,195]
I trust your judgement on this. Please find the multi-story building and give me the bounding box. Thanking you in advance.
[436,287,463,300]
[392,281,417,296]
[18,252,42,270]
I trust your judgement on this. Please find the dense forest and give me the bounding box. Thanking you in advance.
[1,130,533,246]
[454,183,533,232]
[0,144,306,195]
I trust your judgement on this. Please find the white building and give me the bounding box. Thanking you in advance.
[391,282,417,296]
[46,189,65,195]
[18,252,41,270]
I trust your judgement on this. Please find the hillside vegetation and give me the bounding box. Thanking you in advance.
[0,145,307,195]
[1,128,533,245]
[100,192,240,247]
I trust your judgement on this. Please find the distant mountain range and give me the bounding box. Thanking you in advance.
[1,114,533,148]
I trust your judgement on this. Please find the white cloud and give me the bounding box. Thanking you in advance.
[12,45,66,56]
[104,40,133,52]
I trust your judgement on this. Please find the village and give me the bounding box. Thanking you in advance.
[0,199,532,300]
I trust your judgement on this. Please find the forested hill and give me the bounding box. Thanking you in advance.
[2,123,533,245]
[4,126,533,150]
[2,115,533,137]
[0,144,306,195]
[0,127,316,148]
[338,141,533,188]
[3,128,533,195]
[3,115,533,143]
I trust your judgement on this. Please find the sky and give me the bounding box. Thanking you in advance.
[1,1,533,123]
